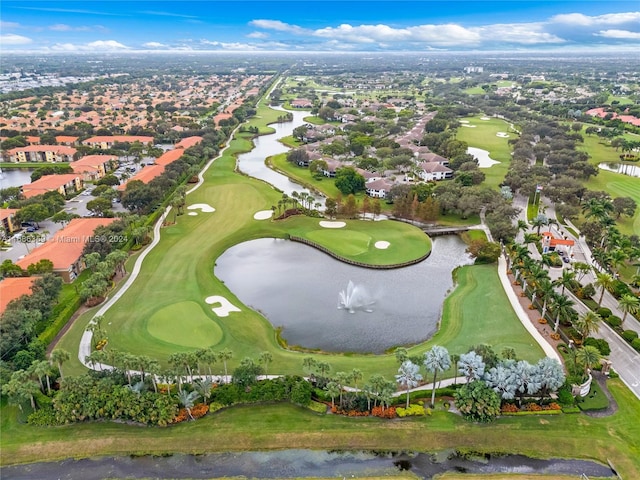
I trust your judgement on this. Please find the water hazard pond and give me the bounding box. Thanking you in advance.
[0,450,615,479]
[216,235,473,353]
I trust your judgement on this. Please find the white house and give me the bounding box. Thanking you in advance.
[365,178,394,198]
[418,162,453,181]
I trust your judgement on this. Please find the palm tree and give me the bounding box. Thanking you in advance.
[423,346,451,408]
[531,216,547,235]
[194,378,214,403]
[30,360,52,394]
[395,360,422,408]
[538,279,555,320]
[259,351,273,378]
[177,390,200,420]
[218,349,233,383]
[576,346,602,377]
[335,371,350,407]
[394,347,408,365]
[49,348,70,380]
[551,294,575,332]
[450,354,460,385]
[608,249,628,277]
[325,381,340,408]
[618,294,640,323]
[572,311,601,340]
[351,368,363,392]
[554,269,575,296]
[594,272,615,306]
[197,348,217,380]
[458,351,485,384]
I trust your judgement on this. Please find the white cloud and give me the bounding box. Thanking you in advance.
[50,40,130,52]
[596,29,640,40]
[471,23,565,45]
[551,12,640,26]
[247,31,269,39]
[250,19,307,35]
[141,11,198,19]
[0,21,21,29]
[0,33,33,45]
[49,24,73,31]
[143,41,168,48]
[200,40,260,50]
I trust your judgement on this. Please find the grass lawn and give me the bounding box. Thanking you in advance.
[577,131,640,236]
[456,115,517,189]
[1,379,638,477]
[284,216,431,265]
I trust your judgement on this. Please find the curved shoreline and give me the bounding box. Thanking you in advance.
[288,234,431,269]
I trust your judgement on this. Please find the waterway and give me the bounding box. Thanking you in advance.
[216,235,473,353]
[0,450,615,479]
[236,106,322,202]
[0,168,33,189]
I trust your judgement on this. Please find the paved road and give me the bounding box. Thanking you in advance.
[520,200,640,400]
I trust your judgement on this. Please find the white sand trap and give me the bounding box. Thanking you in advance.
[253,210,273,220]
[319,221,346,228]
[496,132,509,138]
[480,116,491,120]
[461,124,477,128]
[188,212,198,216]
[375,241,390,249]
[467,146,500,168]
[188,203,215,213]
[459,120,470,123]
[205,296,241,317]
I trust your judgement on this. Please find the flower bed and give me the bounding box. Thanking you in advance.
[500,402,562,415]
[171,403,209,423]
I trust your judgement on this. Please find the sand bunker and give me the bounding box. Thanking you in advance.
[253,210,273,220]
[188,203,215,213]
[459,120,470,124]
[480,116,491,120]
[467,146,500,168]
[375,241,390,249]
[319,221,346,228]
[496,132,509,138]
[461,124,477,128]
[205,296,241,317]
[188,212,198,216]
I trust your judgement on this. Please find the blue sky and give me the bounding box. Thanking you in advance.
[2,1,640,53]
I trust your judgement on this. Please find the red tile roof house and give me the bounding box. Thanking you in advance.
[291,98,313,108]
[70,155,117,181]
[55,135,79,145]
[541,232,575,255]
[21,174,83,199]
[82,135,154,150]
[1,208,20,234]
[0,277,36,315]
[6,145,77,163]
[16,218,115,282]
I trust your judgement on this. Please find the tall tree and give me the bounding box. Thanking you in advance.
[618,294,640,323]
[458,351,485,384]
[594,272,615,306]
[395,360,422,408]
[49,348,70,380]
[423,345,451,407]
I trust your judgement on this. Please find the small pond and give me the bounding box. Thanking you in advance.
[0,450,616,479]
[215,235,473,353]
[0,168,34,189]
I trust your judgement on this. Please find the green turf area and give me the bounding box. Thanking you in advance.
[463,86,485,95]
[287,217,431,265]
[456,115,517,189]
[146,301,223,349]
[578,130,640,236]
[1,380,638,477]
[270,152,343,199]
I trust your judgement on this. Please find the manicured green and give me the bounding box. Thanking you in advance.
[577,380,609,411]
[1,380,639,478]
[456,116,517,189]
[146,301,223,349]
[0,162,52,169]
[287,217,431,265]
[578,130,640,236]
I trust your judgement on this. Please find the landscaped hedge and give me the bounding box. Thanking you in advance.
[37,294,81,347]
[500,410,562,416]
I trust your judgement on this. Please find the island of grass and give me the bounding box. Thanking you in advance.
[283,216,431,267]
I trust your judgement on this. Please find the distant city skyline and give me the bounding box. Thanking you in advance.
[2,1,640,54]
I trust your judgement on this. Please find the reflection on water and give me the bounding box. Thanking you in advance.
[0,450,615,479]
[216,236,473,353]
[0,168,33,189]
[598,162,640,178]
